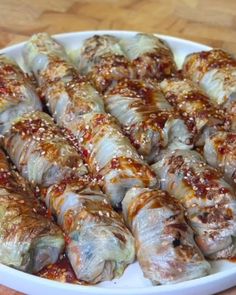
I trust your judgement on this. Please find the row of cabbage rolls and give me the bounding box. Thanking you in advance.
[0,32,236,285]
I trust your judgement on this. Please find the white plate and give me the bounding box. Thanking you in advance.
[0,30,236,295]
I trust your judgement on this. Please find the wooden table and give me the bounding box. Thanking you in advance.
[0,0,236,294]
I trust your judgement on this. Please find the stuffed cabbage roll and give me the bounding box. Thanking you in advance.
[183,49,236,129]
[0,55,42,134]
[204,131,236,187]
[105,79,193,163]
[73,112,157,208]
[122,187,210,284]
[44,177,135,283]
[24,33,105,132]
[77,34,134,93]
[122,33,177,80]
[3,111,87,187]
[0,149,64,273]
[152,149,236,259]
[23,33,157,209]
[160,78,229,145]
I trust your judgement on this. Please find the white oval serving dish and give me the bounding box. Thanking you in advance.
[0,30,235,295]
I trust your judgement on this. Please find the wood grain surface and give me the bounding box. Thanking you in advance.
[0,0,236,294]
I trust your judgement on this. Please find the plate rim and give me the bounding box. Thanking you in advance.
[0,29,211,54]
[1,261,236,294]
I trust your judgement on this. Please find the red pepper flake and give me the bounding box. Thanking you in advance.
[218,145,228,155]
[227,133,236,144]
[95,174,103,181]
[199,51,211,60]
[219,187,230,194]
[66,216,73,228]
[64,235,72,245]
[111,158,120,169]
[46,208,52,219]
[84,132,92,141]
[0,86,8,94]
[3,65,14,71]
[82,148,90,158]
[94,114,107,125]
[40,187,48,198]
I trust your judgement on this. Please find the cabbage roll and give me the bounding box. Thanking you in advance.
[105,79,193,163]
[183,49,236,130]
[44,177,135,283]
[122,33,177,80]
[0,55,42,134]
[152,149,236,259]
[23,33,157,208]
[24,34,104,133]
[204,131,236,187]
[160,78,229,145]
[73,112,157,208]
[3,111,87,187]
[77,34,134,93]
[122,187,210,284]
[0,149,64,273]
